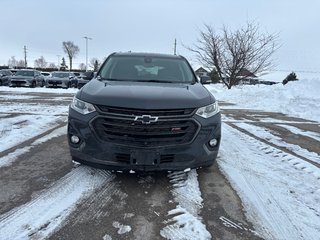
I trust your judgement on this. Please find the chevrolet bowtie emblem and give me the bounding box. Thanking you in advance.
[134,115,158,124]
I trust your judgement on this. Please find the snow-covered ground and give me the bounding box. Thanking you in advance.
[219,124,320,239]
[206,80,320,239]
[206,78,320,122]
[0,87,73,155]
[0,81,319,239]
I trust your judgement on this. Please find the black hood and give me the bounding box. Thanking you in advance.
[78,79,214,109]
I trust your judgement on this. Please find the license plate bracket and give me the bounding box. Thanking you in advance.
[131,151,160,166]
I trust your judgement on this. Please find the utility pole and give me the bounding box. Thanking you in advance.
[24,45,27,68]
[57,55,61,68]
[173,39,177,55]
[83,36,92,71]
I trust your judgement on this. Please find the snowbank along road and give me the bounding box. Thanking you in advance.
[0,87,319,239]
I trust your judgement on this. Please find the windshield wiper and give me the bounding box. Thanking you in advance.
[139,79,175,83]
[97,76,120,81]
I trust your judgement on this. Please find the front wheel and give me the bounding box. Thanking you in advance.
[31,81,36,88]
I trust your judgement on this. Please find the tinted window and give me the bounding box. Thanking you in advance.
[51,72,70,78]
[16,71,34,77]
[100,56,195,83]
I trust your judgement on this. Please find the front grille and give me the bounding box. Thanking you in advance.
[97,105,195,117]
[114,153,175,164]
[11,80,26,84]
[115,153,130,163]
[160,154,175,163]
[91,116,199,147]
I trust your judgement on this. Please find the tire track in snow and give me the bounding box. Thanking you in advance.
[160,170,211,240]
[277,124,320,142]
[230,122,320,168]
[50,171,127,239]
[0,114,67,154]
[0,166,115,240]
[0,122,12,139]
[67,178,127,227]
[219,123,320,240]
[0,125,67,168]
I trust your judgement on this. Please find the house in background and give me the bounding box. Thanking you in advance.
[195,67,277,85]
[238,69,277,85]
[238,68,258,85]
[195,67,209,78]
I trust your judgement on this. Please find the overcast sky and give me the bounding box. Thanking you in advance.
[1,0,319,79]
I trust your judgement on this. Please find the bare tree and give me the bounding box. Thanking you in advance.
[187,22,279,89]
[48,63,57,69]
[89,58,100,71]
[79,63,86,71]
[8,56,17,68]
[16,60,26,68]
[62,41,80,70]
[34,56,47,69]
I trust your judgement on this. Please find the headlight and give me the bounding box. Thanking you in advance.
[70,97,96,115]
[196,102,220,118]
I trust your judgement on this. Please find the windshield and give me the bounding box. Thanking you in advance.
[15,70,34,77]
[99,55,195,83]
[51,72,69,78]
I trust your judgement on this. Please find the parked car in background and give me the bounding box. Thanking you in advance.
[0,69,13,86]
[72,72,81,78]
[77,71,95,88]
[41,71,51,79]
[70,72,81,88]
[45,71,76,89]
[9,69,45,87]
[9,69,18,75]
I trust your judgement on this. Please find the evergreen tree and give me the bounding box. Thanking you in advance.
[60,57,68,71]
[283,72,298,85]
[93,60,100,72]
[209,69,220,83]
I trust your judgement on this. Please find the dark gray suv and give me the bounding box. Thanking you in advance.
[68,52,221,171]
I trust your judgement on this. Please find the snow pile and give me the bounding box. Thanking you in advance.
[161,170,211,240]
[206,78,320,122]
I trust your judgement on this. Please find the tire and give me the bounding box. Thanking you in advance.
[0,80,2,86]
[41,80,45,87]
[31,81,36,88]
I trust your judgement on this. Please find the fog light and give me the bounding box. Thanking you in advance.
[71,135,80,144]
[209,138,218,147]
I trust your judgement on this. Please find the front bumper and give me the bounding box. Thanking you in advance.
[9,80,32,87]
[68,108,221,171]
[46,80,69,88]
